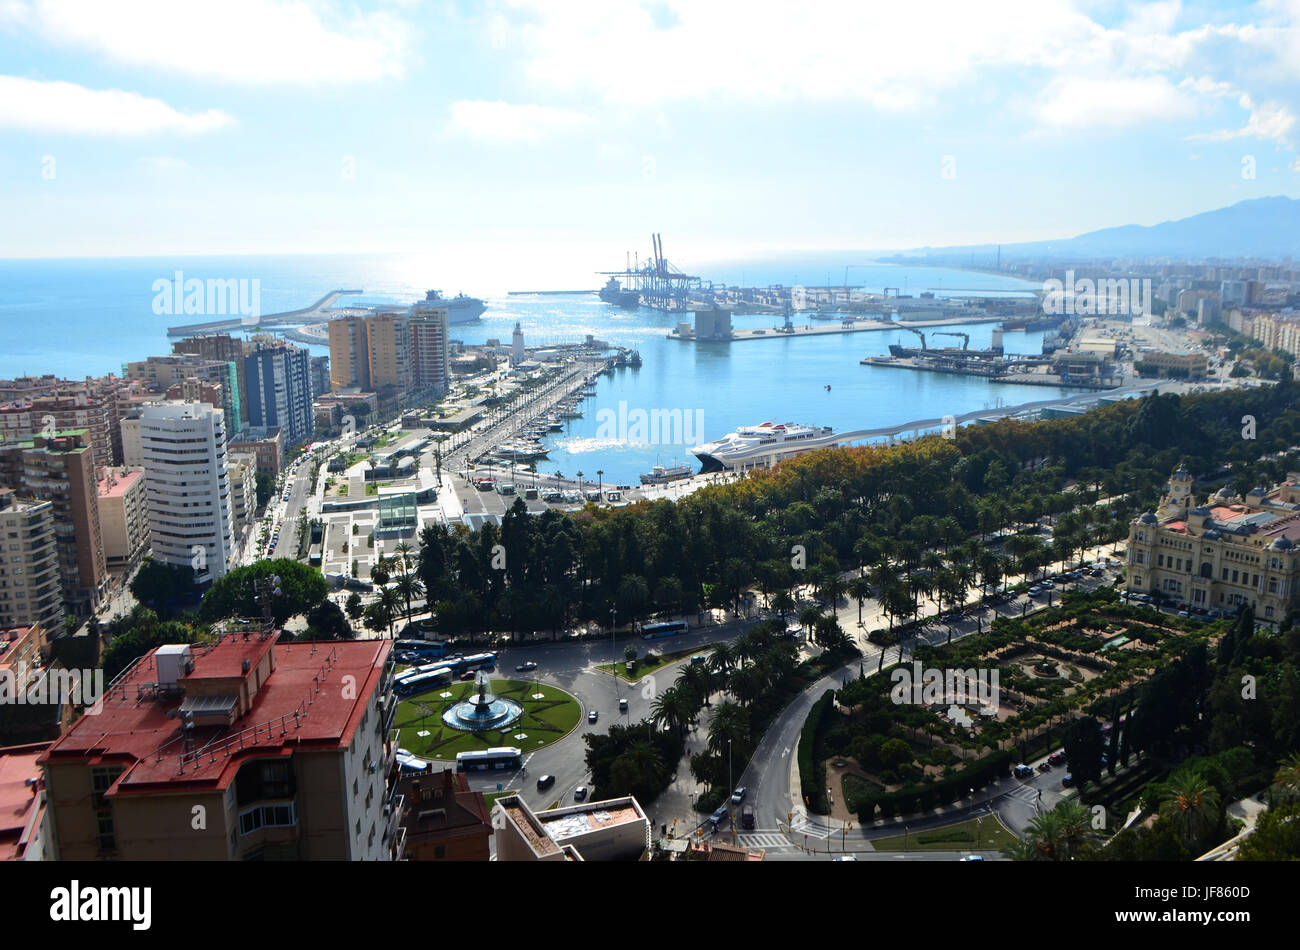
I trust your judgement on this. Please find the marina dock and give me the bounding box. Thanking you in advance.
[861,355,1117,389]
[669,313,1005,342]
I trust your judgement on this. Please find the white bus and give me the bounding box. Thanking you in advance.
[455,747,523,772]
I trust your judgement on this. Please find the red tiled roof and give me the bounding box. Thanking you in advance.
[39,635,391,796]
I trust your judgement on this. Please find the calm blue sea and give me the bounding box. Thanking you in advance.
[0,253,1071,484]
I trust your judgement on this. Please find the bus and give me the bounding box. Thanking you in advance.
[641,621,689,640]
[394,664,453,695]
[395,639,449,659]
[455,747,522,772]
[447,652,498,674]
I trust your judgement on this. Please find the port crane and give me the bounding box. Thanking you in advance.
[902,326,927,350]
[598,233,701,312]
[934,331,969,351]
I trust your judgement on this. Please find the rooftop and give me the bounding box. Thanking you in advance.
[97,469,143,498]
[39,634,391,796]
[0,742,50,861]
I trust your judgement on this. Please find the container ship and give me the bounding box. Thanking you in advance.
[599,277,640,309]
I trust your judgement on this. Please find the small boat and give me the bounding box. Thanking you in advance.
[629,350,643,367]
[640,463,693,485]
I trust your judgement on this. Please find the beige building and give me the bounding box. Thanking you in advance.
[493,793,650,861]
[367,312,412,393]
[1126,466,1300,625]
[0,494,61,631]
[410,309,451,395]
[96,468,149,574]
[328,315,372,393]
[228,453,258,531]
[1136,350,1208,378]
[38,633,399,860]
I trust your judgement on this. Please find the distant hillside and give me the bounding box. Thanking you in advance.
[889,196,1300,263]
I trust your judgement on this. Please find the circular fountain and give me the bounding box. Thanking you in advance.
[442,671,523,732]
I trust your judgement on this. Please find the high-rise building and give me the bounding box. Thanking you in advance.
[139,401,233,585]
[0,387,120,474]
[410,309,451,395]
[309,356,330,402]
[37,634,399,860]
[366,312,412,393]
[124,355,239,434]
[96,469,150,574]
[171,334,249,429]
[0,491,62,631]
[328,316,372,392]
[244,340,313,447]
[0,431,107,615]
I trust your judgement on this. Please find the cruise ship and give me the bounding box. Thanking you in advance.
[412,289,486,325]
[691,422,836,473]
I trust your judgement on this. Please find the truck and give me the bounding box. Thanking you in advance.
[741,804,755,830]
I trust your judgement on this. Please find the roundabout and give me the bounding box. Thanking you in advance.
[394,677,582,762]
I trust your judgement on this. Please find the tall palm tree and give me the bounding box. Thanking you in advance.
[394,571,424,624]
[847,576,872,628]
[393,540,414,575]
[377,584,403,638]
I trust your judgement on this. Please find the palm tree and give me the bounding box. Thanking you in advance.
[651,686,692,739]
[392,540,414,575]
[771,589,796,622]
[394,571,424,624]
[377,584,402,638]
[1159,770,1222,854]
[1273,752,1300,795]
[847,576,872,628]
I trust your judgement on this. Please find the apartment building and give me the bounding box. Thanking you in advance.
[96,468,150,574]
[328,315,372,392]
[0,431,107,616]
[0,493,61,631]
[171,333,250,428]
[0,387,120,474]
[366,312,412,393]
[37,633,398,860]
[396,766,491,861]
[244,340,314,447]
[410,309,451,396]
[139,401,233,585]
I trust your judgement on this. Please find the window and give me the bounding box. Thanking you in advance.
[434,845,446,859]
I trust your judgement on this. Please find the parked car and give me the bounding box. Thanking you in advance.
[1013,764,1034,778]
[1048,751,1067,767]
[959,855,985,861]
[1062,773,1075,788]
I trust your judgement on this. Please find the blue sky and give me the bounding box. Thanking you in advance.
[1,0,1299,285]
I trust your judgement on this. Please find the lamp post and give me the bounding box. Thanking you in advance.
[610,605,618,706]
[597,469,603,502]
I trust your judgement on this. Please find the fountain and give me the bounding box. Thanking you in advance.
[442,671,523,732]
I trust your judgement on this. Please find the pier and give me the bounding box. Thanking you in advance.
[166,288,364,337]
[669,313,1005,343]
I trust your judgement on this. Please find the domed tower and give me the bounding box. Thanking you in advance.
[1158,464,1195,521]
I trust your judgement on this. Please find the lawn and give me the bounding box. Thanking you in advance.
[871,815,1018,852]
[394,679,581,762]
[597,646,706,682]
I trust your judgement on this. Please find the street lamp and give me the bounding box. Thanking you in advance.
[610,605,618,706]
[597,469,603,502]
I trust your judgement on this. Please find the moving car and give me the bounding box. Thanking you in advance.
[536,774,555,790]
[588,710,598,723]
[574,786,588,802]
[1062,773,1075,788]
[710,805,730,828]
[731,786,747,805]
[515,661,538,672]
[741,804,755,829]
[618,698,628,713]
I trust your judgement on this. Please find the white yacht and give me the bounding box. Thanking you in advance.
[691,422,835,472]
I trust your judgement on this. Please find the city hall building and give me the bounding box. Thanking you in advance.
[1126,465,1300,624]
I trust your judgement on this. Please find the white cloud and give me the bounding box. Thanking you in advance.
[7,0,408,84]
[447,100,590,141]
[1033,75,1201,130]
[1190,94,1296,147]
[0,75,234,135]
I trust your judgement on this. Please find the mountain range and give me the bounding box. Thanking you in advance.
[887,195,1300,263]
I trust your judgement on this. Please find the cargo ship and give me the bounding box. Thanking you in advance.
[599,277,640,308]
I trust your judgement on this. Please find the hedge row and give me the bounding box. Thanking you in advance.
[799,690,835,815]
[855,749,1017,823]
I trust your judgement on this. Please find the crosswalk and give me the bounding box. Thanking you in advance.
[1005,784,1042,805]
[735,831,799,852]
[790,816,833,839]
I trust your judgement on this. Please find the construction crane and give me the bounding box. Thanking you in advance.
[934,331,969,351]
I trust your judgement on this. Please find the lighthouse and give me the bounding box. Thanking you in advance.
[510,321,525,367]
